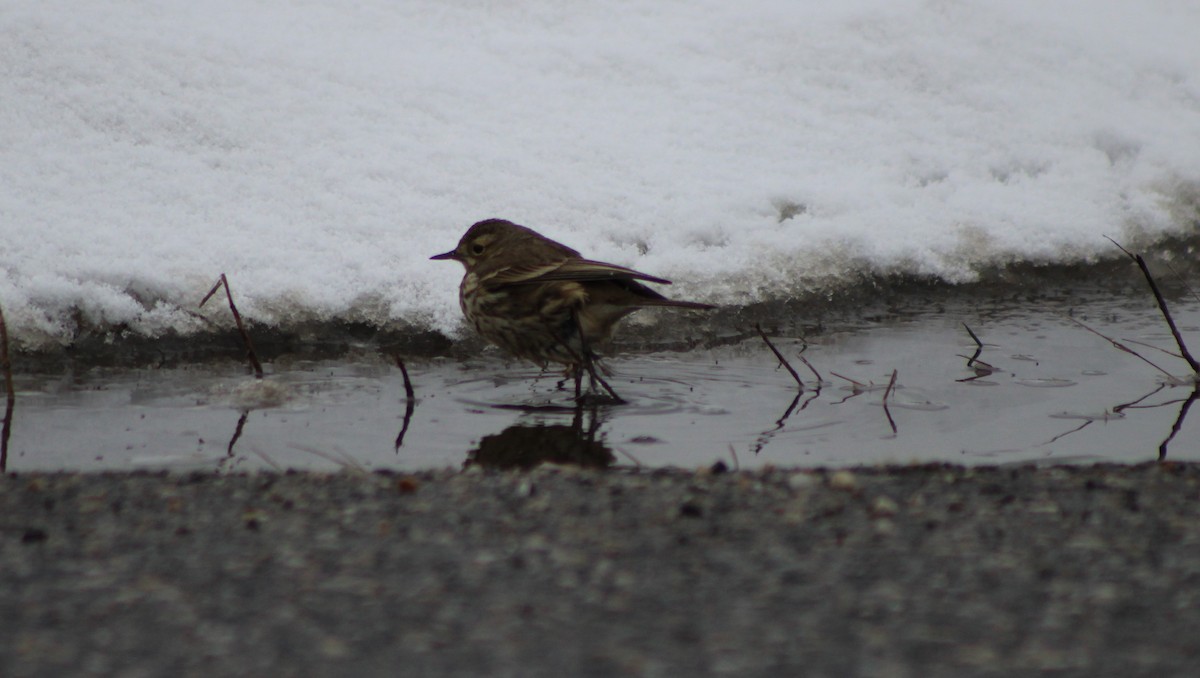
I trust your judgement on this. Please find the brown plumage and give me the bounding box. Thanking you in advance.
[431,218,713,401]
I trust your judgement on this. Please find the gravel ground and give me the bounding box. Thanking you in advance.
[2,463,1199,677]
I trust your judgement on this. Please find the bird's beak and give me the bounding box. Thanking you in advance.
[430,250,461,261]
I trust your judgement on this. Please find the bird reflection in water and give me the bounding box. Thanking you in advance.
[465,406,614,470]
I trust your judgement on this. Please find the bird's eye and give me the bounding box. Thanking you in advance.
[470,243,485,255]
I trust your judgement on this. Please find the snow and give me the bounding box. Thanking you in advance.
[2,0,1198,348]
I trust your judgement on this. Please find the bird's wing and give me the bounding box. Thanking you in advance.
[491,258,672,286]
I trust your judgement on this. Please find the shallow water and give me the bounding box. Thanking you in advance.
[6,279,1199,472]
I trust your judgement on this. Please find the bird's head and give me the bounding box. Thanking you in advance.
[431,218,538,271]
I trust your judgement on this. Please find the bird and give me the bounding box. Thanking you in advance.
[431,218,713,402]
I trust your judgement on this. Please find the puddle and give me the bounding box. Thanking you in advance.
[4,286,1200,472]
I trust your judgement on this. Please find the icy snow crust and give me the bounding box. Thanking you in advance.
[2,0,1198,348]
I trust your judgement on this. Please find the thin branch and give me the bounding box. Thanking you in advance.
[1121,338,1184,360]
[829,371,868,390]
[796,354,824,383]
[1162,259,1200,305]
[1069,317,1174,379]
[395,356,416,401]
[1106,237,1200,373]
[962,322,984,349]
[201,274,264,378]
[756,324,804,390]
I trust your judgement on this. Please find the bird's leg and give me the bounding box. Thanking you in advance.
[583,357,622,402]
[549,311,624,404]
[572,311,624,403]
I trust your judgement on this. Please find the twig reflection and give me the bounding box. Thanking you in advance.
[0,302,13,472]
[394,356,417,449]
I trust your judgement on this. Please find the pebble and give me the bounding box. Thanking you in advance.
[829,470,858,490]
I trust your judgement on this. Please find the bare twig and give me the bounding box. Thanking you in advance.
[1069,317,1174,379]
[960,322,988,370]
[0,303,13,472]
[1122,338,1184,360]
[396,356,416,401]
[796,354,824,383]
[829,371,868,391]
[756,324,804,390]
[882,369,899,436]
[962,322,984,349]
[1162,259,1200,305]
[201,274,264,378]
[1106,237,1200,373]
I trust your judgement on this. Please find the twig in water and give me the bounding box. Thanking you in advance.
[829,371,868,392]
[1122,338,1183,360]
[394,355,417,449]
[1162,259,1200,305]
[955,354,997,383]
[1159,386,1199,461]
[956,355,998,372]
[201,273,264,378]
[881,369,899,436]
[962,322,984,349]
[755,324,805,391]
[1106,237,1200,373]
[396,356,416,401]
[961,322,987,371]
[1069,317,1174,379]
[0,302,13,472]
[797,354,823,383]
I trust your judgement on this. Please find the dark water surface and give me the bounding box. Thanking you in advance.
[6,273,1200,471]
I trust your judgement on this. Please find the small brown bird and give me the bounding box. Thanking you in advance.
[432,218,713,402]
